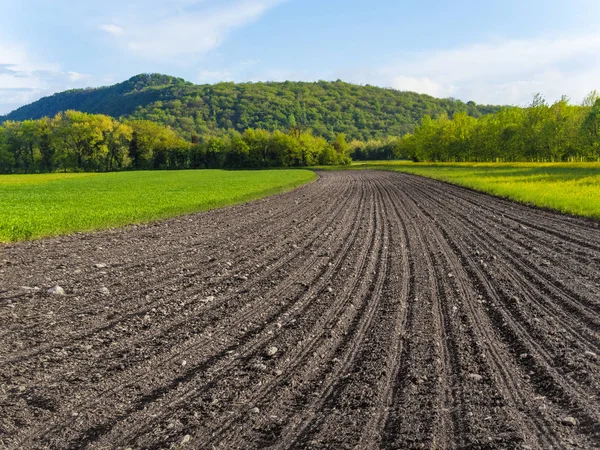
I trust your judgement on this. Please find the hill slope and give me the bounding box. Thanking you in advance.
[2,74,502,140]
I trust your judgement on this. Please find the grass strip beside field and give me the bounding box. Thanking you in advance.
[0,169,316,242]
[346,162,600,220]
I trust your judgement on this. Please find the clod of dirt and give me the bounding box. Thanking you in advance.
[20,286,39,291]
[265,346,278,358]
[47,285,65,296]
[468,373,483,382]
[99,287,110,295]
[560,417,577,426]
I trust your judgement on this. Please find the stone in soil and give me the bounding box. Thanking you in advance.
[560,417,577,426]
[265,346,279,358]
[48,285,65,296]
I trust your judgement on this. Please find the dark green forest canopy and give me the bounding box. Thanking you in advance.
[1,74,502,141]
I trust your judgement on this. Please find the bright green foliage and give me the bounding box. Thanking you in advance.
[1,74,501,141]
[53,111,113,170]
[580,99,600,160]
[126,119,185,169]
[0,169,316,242]
[0,113,348,173]
[348,161,600,219]
[353,95,600,162]
[4,77,600,166]
[0,112,191,173]
[190,128,350,168]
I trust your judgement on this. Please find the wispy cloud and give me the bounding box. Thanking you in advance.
[100,0,286,60]
[345,33,600,105]
[98,24,125,36]
[198,69,233,83]
[0,38,91,115]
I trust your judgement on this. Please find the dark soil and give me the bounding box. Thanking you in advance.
[1,170,599,449]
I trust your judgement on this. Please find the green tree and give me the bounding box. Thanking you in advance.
[37,117,56,171]
[54,111,113,170]
[106,120,133,170]
[581,99,600,161]
[0,125,16,172]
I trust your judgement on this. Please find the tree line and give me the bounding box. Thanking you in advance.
[350,94,600,162]
[3,93,599,173]
[0,110,351,173]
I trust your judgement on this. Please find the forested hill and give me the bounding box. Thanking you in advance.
[1,73,502,140]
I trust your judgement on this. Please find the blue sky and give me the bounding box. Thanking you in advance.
[1,0,600,114]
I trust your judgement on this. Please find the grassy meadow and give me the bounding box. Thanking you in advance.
[0,169,316,242]
[348,161,600,220]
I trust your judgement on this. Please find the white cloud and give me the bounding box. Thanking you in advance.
[0,38,91,115]
[349,33,600,105]
[99,24,125,36]
[198,69,233,83]
[103,0,286,60]
[390,76,449,98]
[67,71,92,82]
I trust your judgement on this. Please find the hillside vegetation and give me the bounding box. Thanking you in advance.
[3,75,599,171]
[1,74,501,141]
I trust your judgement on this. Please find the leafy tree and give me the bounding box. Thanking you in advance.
[106,120,133,170]
[0,126,16,172]
[125,120,186,169]
[581,99,600,161]
[582,90,599,108]
[37,117,56,171]
[54,111,113,170]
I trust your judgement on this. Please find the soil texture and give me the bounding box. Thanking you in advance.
[1,170,599,449]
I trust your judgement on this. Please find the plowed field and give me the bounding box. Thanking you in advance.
[1,170,599,449]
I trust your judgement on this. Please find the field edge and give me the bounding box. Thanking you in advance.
[0,170,318,243]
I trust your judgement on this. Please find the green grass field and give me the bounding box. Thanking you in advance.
[348,161,600,220]
[0,170,316,242]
